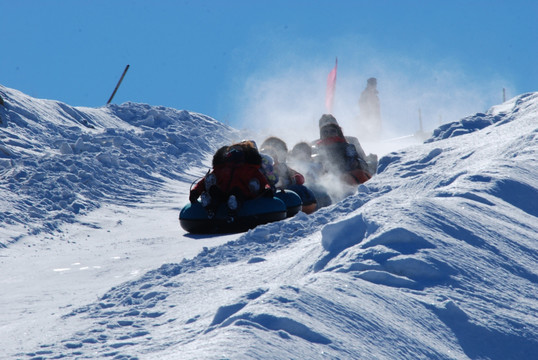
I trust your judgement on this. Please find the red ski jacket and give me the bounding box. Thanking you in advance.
[191,162,271,202]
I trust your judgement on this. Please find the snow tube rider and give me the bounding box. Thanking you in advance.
[314,114,372,185]
[189,141,273,222]
[288,141,332,209]
[260,137,318,214]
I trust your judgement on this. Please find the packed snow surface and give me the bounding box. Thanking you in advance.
[0,85,537,359]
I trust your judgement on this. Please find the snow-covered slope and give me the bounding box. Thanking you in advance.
[0,85,236,246]
[1,85,537,359]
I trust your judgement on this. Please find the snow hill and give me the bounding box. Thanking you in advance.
[1,84,537,359]
[0,85,237,246]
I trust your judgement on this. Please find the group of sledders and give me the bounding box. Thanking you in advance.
[179,114,378,233]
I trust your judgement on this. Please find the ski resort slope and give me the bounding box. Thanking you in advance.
[0,85,537,359]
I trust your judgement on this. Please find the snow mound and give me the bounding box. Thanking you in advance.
[0,85,236,246]
[426,92,538,142]
[14,90,537,359]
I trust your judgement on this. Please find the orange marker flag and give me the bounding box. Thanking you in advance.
[325,57,338,114]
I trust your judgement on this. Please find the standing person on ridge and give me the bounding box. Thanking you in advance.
[358,77,382,140]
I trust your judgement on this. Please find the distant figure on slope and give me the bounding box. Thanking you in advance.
[313,114,372,187]
[358,77,382,140]
[260,137,318,214]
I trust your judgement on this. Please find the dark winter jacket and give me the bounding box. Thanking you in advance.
[315,136,371,185]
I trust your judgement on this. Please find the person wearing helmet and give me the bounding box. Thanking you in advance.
[288,141,332,209]
[314,114,372,186]
[189,141,272,221]
[260,137,318,214]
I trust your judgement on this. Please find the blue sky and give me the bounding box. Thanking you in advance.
[2,0,537,136]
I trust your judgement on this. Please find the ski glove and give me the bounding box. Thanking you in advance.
[189,190,199,203]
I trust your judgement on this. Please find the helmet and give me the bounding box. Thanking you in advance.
[289,142,312,161]
[240,139,257,150]
[260,137,288,163]
[320,123,343,139]
[318,114,338,128]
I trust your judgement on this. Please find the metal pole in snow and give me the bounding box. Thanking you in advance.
[107,65,130,105]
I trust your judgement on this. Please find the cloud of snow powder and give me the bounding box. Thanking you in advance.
[224,35,511,202]
[232,37,510,158]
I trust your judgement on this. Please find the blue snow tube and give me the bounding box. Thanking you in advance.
[274,189,302,217]
[179,196,288,234]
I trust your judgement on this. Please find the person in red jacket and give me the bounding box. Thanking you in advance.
[314,114,372,186]
[189,141,272,220]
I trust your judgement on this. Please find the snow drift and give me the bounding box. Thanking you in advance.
[1,85,537,359]
[0,85,237,246]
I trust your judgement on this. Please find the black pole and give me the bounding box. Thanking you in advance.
[107,65,130,105]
